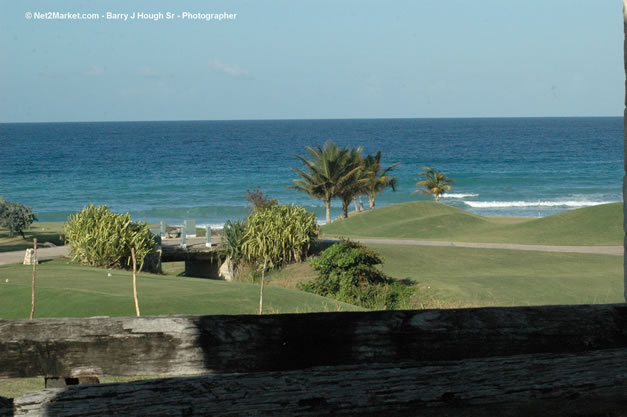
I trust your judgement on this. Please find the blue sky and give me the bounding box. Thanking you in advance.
[0,0,622,122]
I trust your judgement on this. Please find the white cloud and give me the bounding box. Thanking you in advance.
[208,59,251,79]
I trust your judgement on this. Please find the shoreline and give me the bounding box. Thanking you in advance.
[30,199,623,228]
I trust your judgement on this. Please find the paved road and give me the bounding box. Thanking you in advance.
[0,238,621,267]
[323,237,623,256]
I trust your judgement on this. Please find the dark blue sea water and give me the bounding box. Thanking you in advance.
[0,118,622,226]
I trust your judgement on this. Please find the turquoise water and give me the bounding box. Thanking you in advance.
[0,117,622,226]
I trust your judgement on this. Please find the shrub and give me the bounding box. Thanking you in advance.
[302,239,414,310]
[64,204,157,271]
[0,197,37,238]
[245,187,277,212]
[241,204,319,269]
[220,219,247,280]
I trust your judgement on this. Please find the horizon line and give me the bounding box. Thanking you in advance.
[0,115,622,125]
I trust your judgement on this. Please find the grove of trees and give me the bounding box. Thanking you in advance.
[289,141,400,224]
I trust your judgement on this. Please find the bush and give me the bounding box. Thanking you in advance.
[241,204,319,269]
[245,187,277,212]
[65,204,157,271]
[220,219,247,280]
[0,198,37,238]
[301,239,414,310]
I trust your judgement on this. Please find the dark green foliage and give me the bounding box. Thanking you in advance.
[0,197,37,238]
[64,204,157,271]
[302,239,413,309]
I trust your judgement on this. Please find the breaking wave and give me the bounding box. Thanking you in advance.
[442,193,479,198]
[464,200,616,209]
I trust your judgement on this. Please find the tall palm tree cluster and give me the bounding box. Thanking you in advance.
[289,141,399,224]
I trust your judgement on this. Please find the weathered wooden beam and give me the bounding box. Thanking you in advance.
[1,305,626,378]
[10,348,627,417]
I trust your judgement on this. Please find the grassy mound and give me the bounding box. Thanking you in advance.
[371,244,623,307]
[0,259,360,319]
[321,202,623,245]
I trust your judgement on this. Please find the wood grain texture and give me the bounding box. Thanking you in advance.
[1,304,626,378]
[11,349,627,417]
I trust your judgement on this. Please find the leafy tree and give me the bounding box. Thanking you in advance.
[65,204,157,271]
[240,204,319,313]
[245,187,277,212]
[289,141,363,224]
[0,197,37,239]
[302,239,413,310]
[361,151,399,209]
[413,167,455,201]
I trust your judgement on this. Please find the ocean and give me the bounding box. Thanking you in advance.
[0,117,622,227]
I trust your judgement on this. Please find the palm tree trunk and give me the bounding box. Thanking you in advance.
[359,195,365,211]
[353,197,359,212]
[369,193,376,209]
[324,199,331,224]
[342,199,349,218]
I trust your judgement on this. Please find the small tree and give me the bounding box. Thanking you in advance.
[0,198,37,239]
[245,187,277,212]
[414,167,455,202]
[240,204,319,314]
[65,204,157,271]
[362,151,399,209]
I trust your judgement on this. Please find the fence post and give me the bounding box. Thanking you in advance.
[206,226,212,248]
[131,248,140,317]
[181,225,187,249]
[29,238,37,320]
[160,221,166,238]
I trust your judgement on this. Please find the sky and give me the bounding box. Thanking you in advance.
[0,0,623,122]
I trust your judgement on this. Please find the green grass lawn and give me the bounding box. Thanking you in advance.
[0,259,360,320]
[0,222,66,252]
[321,202,624,246]
[266,244,623,308]
[371,244,623,307]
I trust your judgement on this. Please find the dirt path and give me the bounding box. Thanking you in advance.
[0,246,70,266]
[323,237,623,256]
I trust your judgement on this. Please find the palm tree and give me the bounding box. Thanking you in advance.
[362,151,399,209]
[337,147,365,218]
[413,167,455,201]
[289,141,362,224]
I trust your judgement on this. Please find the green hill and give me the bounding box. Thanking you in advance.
[0,259,360,319]
[321,202,623,245]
